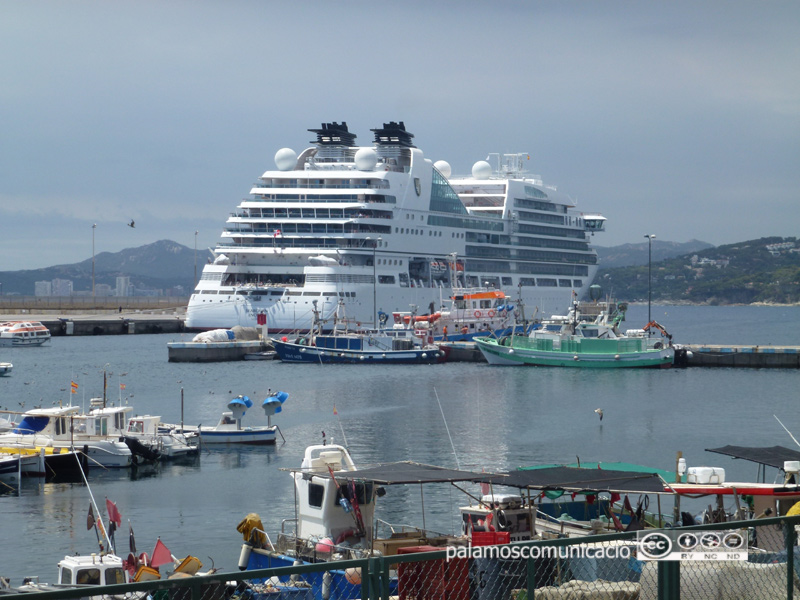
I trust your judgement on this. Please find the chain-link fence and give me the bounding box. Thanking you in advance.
[7,515,800,599]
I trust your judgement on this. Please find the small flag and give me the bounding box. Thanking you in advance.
[129,523,137,554]
[71,381,79,394]
[120,383,126,390]
[87,503,95,530]
[273,229,281,237]
[150,538,172,568]
[106,498,122,527]
[333,404,338,416]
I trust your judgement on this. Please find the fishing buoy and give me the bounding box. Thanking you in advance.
[315,538,334,553]
[345,567,362,585]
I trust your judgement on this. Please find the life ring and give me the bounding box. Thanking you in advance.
[487,310,496,318]
[474,310,482,318]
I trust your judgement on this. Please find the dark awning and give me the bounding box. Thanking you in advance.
[480,466,668,494]
[706,445,800,470]
[330,462,665,493]
[330,461,500,485]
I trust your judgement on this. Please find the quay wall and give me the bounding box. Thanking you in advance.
[683,344,799,368]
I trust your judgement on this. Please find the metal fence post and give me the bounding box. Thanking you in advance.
[658,560,680,600]
[788,523,795,600]
[526,552,536,597]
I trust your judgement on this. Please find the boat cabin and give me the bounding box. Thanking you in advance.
[293,444,375,546]
[57,553,127,586]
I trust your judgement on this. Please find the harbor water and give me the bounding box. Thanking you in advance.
[0,304,798,582]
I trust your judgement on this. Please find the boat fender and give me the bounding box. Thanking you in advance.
[474,310,482,318]
[238,544,252,571]
[496,509,509,531]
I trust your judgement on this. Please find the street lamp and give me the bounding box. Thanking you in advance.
[644,234,655,328]
[92,223,97,298]
[194,230,199,289]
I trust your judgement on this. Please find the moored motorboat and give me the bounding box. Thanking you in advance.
[475,295,674,368]
[0,405,133,468]
[0,321,51,347]
[160,393,287,445]
[272,301,446,364]
[390,283,532,342]
[0,362,12,376]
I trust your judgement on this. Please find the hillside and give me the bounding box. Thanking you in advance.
[596,236,800,305]
[0,240,212,295]
[594,239,713,268]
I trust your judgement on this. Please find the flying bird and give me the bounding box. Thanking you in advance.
[594,408,604,421]
[128,220,135,228]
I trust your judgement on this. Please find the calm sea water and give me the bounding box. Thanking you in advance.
[1,304,798,581]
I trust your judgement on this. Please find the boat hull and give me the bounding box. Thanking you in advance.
[475,336,674,368]
[272,339,446,364]
[199,429,277,445]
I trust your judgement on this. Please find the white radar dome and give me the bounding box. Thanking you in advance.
[354,148,378,171]
[434,160,452,178]
[472,160,492,179]
[274,148,297,171]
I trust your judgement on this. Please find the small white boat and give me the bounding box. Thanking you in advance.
[0,405,133,468]
[0,362,12,376]
[0,321,51,347]
[0,449,46,484]
[125,414,199,459]
[162,393,287,445]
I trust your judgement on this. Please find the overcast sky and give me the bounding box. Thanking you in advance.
[2,1,798,271]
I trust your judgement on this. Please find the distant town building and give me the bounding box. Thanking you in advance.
[52,278,74,296]
[95,283,113,297]
[766,241,796,256]
[35,281,53,296]
[115,276,132,297]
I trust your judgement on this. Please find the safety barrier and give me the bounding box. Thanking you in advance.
[8,514,800,599]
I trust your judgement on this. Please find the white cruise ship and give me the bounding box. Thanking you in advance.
[186,122,606,333]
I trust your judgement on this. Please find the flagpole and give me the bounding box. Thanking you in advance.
[334,405,349,449]
[74,453,113,552]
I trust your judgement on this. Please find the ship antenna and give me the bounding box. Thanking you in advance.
[433,387,460,470]
[775,415,800,449]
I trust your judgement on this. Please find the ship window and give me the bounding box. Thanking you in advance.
[537,278,558,287]
[287,291,302,296]
[308,483,324,508]
[558,279,572,287]
[573,280,583,288]
[520,278,536,287]
[378,276,395,284]
[76,569,101,585]
[60,567,73,585]
[303,291,321,296]
[323,292,337,296]
[502,277,513,286]
[106,568,126,585]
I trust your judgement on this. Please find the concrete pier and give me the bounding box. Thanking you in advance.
[681,345,800,368]
[167,340,269,362]
[0,312,186,336]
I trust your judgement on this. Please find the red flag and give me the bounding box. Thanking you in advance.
[150,538,172,568]
[87,504,95,530]
[106,499,122,527]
